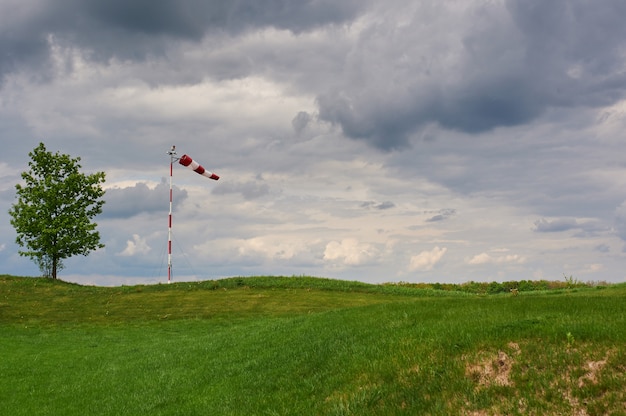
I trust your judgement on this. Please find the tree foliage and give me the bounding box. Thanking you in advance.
[8,143,106,279]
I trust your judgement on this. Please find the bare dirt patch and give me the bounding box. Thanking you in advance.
[578,355,609,388]
[463,342,624,416]
[466,349,515,389]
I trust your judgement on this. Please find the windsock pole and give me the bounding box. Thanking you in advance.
[166,145,177,283]
[165,146,219,283]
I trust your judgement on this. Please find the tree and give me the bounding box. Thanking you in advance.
[8,143,106,279]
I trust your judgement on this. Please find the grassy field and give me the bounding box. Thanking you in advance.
[1,275,625,415]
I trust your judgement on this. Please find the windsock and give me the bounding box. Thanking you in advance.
[179,154,219,180]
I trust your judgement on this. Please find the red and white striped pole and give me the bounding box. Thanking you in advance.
[166,145,176,283]
[165,146,219,283]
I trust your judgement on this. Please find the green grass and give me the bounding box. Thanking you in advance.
[1,275,625,415]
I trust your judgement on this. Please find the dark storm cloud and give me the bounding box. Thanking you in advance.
[316,0,626,150]
[85,0,361,35]
[0,0,361,80]
[0,2,55,79]
[103,180,188,218]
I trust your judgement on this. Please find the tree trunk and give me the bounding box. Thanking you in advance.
[52,255,57,279]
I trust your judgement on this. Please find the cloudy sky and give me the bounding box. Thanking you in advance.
[2,0,626,286]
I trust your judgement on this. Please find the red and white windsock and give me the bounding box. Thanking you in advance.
[178,154,219,180]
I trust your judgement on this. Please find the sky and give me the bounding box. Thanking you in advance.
[1,0,626,286]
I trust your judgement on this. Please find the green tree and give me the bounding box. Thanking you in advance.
[8,143,106,279]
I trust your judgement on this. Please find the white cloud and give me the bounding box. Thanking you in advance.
[467,252,526,265]
[408,246,447,272]
[118,234,151,257]
[236,237,307,261]
[324,238,379,267]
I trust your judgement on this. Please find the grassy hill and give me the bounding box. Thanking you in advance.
[1,275,625,415]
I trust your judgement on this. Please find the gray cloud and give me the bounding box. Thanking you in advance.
[212,180,270,200]
[361,201,395,210]
[533,217,608,236]
[292,111,312,135]
[103,180,188,218]
[426,209,456,223]
[316,0,626,150]
[0,0,362,81]
[614,202,626,242]
[533,218,580,233]
[81,0,362,39]
[595,244,610,254]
